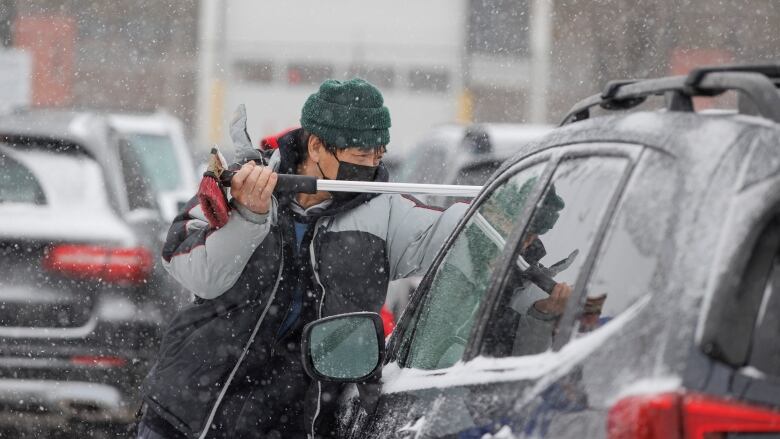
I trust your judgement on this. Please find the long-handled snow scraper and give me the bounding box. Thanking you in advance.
[197,147,481,229]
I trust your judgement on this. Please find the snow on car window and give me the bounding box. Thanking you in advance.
[579,153,676,334]
[403,161,545,370]
[483,156,629,358]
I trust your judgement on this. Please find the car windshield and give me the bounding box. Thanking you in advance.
[124,133,182,193]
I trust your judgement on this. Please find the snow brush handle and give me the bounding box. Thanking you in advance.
[524,265,557,295]
[218,170,318,194]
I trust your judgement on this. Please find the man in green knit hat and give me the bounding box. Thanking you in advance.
[138,79,469,438]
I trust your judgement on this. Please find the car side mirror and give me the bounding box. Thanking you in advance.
[301,312,385,383]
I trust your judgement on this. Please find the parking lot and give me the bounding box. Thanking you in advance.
[3,2,780,439]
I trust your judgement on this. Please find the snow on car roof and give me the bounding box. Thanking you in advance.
[0,145,135,244]
[108,112,181,136]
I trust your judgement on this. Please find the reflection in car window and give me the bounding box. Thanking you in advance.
[125,133,182,192]
[403,162,545,370]
[575,160,675,339]
[0,150,46,205]
[483,157,628,358]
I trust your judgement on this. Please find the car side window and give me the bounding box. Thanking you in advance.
[744,219,780,377]
[401,162,546,370]
[701,214,780,370]
[125,133,183,192]
[0,150,46,205]
[750,253,780,377]
[481,157,629,357]
[572,154,675,338]
[117,137,157,211]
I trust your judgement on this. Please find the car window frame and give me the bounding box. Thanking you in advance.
[467,143,643,360]
[385,149,558,367]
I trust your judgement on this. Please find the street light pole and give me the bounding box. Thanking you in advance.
[196,0,227,153]
[529,0,552,123]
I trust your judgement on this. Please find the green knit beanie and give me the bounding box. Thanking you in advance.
[530,184,565,235]
[300,78,391,148]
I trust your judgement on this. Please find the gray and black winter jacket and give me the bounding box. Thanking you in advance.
[140,129,468,438]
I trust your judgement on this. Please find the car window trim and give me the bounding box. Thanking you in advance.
[466,143,643,360]
[385,152,556,367]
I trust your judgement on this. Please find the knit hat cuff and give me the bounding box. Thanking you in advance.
[300,79,392,148]
[301,96,390,147]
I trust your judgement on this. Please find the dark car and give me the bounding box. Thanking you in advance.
[0,111,178,436]
[395,123,552,207]
[300,65,780,438]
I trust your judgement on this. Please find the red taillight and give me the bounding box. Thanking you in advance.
[380,304,395,337]
[70,355,127,368]
[684,394,780,438]
[43,244,153,284]
[608,392,780,439]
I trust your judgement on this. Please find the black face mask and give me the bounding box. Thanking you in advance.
[335,160,379,182]
[317,155,379,202]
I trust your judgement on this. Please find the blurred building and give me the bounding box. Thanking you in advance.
[465,0,537,123]
[465,0,780,125]
[3,0,778,147]
[197,0,467,156]
[2,0,198,127]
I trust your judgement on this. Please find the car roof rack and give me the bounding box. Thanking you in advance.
[560,64,780,126]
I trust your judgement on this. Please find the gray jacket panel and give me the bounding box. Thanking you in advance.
[161,201,275,299]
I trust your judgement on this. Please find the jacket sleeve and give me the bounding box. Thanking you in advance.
[386,195,469,280]
[508,284,559,355]
[161,196,276,299]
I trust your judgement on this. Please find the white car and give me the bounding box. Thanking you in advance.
[108,112,197,223]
